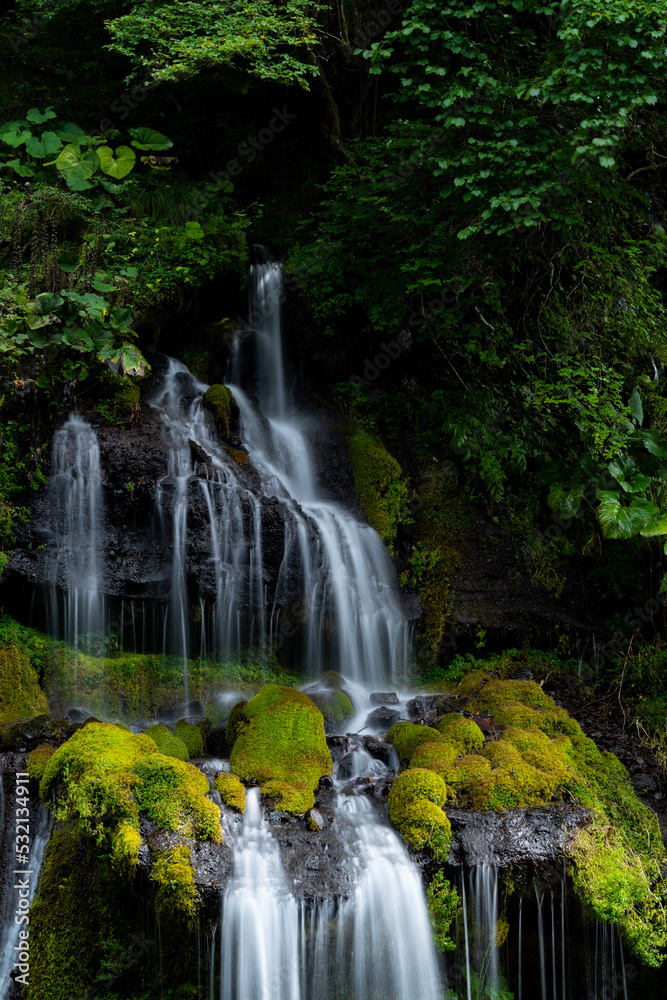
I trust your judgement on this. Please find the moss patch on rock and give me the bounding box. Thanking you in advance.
[388,768,451,861]
[151,846,198,923]
[41,722,221,851]
[436,712,485,752]
[173,719,205,758]
[229,684,331,814]
[214,772,246,813]
[203,384,234,437]
[401,673,667,966]
[26,743,57,784]
[145,722,189,761]
[387,721,444,766]
[0,641,49,723]
[345,425,408,549]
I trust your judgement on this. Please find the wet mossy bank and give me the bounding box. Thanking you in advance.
[386,674,667,967]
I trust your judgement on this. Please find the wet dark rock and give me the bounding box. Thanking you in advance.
[0,714,73,751]
[369,692,399,706]
[318,774,334,788]
[266,809,355,901]
[634,772,659,794]
[446,805,592,867]
[306,808,325,831]
[361,735,398,768]
[207,724,230,757]
[364,706,401,731]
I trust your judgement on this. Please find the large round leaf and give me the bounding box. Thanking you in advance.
[41,131,62,155]
[26,107,56,124]
[26,136,45,158]
[97,144,136,179]
[128,127,173,151]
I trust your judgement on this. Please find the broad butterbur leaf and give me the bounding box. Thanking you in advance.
[129,127,173,151]
[97,144,136,179]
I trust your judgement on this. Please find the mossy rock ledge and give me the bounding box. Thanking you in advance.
[228,683,332,814]
[27,722,223,1000]
[386,676,667,967]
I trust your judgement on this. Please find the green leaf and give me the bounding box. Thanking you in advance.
[26,107,56,124]
[41,131,62,155]
[110,307,133,328]
[628,387,643,425]
[97,144,136,179]
[98,342,149,377]
[599,155,616,168]
[128,127,173,151]
[1,130,32,148]
[639,429,667,458]
[58,252,80,274]
[61,327,95,351]
[92,272,117,293]
[34,292,64,315]
[596,491,659,538]
[56,123,85,141]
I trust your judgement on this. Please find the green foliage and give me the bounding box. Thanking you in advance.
[427,872,460,953]
[229,684,332,813]
[345,425,408,548]
[387,767,451,861]
[26,742,57,783]
[105,0,322,88]
[214,772,246,813]
[306,687,354,730]
[436,713,485,753]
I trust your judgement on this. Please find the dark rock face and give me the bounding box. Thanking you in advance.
[446,805,592,867]
[361,735,399,768]
[0,714,73,752]
[369,692,399,706]
[364,706,401,731]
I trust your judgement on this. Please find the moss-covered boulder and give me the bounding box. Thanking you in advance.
[203,384,235,437]
[387,721,444,766]
[229,684,332,813]
[388,768,451,861]
[174,719,205,758]
[41,722,221,851]
[0,642,49,723]
[436,712,485,753]
[214,772,246,813]
[145,722,189,761]
[304,672,355,731]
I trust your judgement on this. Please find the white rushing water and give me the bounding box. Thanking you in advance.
[0,803,50,1000]
[217,785,442,1000]
[220,788,301,1000]
[150,252,410,686]
[47,413,104,660]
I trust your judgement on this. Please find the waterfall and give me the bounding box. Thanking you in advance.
[220,788,301,1000]
[150,253,410,685]
[0,797,50,1000]
[217,786,442,1000]
[47,413,104,660]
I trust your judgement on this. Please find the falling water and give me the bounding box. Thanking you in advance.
[47,414,104,661]
[151,253,410,685]
[0,803,50,1000]
[220,788,301,1000]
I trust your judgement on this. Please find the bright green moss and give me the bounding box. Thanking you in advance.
[174,719,205,757]
[133,754,221,840]
[0,642,49,723]
[226,699,249,746]
[26,743,57,784]
[404,674,667,965]
[28,826,140,1000]
[146,722,189,761]
[345,426,408,548]
[388,768,451,861]
[151,846,198,924]
[229,684,331,814]
[203,384,234,437]
[409,740,459,779]
[111,821,141,878]
[214,772,246,813]
[41,722,221,845]
[307,688,354,730]
[146,722,172,748]
[387,721,444,766]
[437,713,485,752]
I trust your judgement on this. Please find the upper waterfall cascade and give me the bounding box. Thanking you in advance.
[150,255,410,685]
